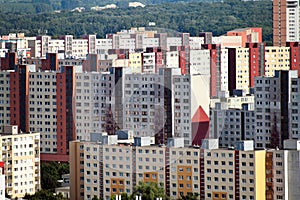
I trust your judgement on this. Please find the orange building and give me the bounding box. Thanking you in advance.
[227,28,262,47]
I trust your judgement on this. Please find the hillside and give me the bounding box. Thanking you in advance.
[0,0,273,44]
[0,0,225,12]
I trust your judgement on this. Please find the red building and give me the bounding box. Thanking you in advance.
[170,46,190,75]
[41,53,59,71]
[247,42,265,88]
[82,54,99,72]
[287,42,300,76]
[10,65,29,132]
[202,44,221,98]
[1,52,18,70]
[56,66,76,156]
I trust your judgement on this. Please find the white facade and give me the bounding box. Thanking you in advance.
[48,39,65,54]
[220,48,229,92]
[166,51,179,68]
[96,39,113,51]
[0,125,41,199]
[189,37,204,50]
[75,72,115,141]
[172,75,193,145]
[0,167,4,200]
[142,38,159,50]
[286,0,300,42]
[167,37,182,50]
[28,72,58,154]
[189,49,210,75]
[142,52,156,73]
[71,38,89,59]
[123,73,164,137]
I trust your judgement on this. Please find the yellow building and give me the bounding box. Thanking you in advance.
[129,53,143,73]
[265,47,290,77]
[235,48,250,93]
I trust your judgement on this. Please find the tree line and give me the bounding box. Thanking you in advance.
[0,0,273,44]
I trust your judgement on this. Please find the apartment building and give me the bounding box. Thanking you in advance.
[266,150,285,200]
[143,37,159,50]
[167,37,182,51]
[220,49,228,93]
[246,42,265,88]
[134,145,166,192]
[169,146,200,198]
[264,46,290,77]
[129,52,143,73]
[203,149,236,199]
[166,51,179,69]
[189,49,210,75]
[123,73,164,138]
[290,77,300,140]
[208,70,300,150]
[254,70,298,149]
[0,65,75,161]
[142,52,156,73]
[210,102,255,148]
[0,125,41,199]
[0,162,4,200]
[228,47,250,95]
[72,138,300,200]
[227,28,262,47]
[123,68,210,146]
[96,38,113,52]
[0,71,11,133]
[75,72,116,141]
[189,37,204,50]
[28,71,58,154]
[70,136,163,200]
[273,0,300,46]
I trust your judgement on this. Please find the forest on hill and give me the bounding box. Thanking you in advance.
[0,0,273,44]
[0,0,226,11]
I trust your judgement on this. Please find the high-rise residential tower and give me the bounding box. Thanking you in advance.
[273,0,300,46]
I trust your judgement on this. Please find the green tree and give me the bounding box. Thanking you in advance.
[179,192,199,200]
[92,195,100,200]
[131,182,167,200]
[121,193,131,200]
[41,162,60,190]
[41,162,70,190]
[23,189,65,200]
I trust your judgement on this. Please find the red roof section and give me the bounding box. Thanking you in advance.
[192,106,209,123]
[41,153,69,163]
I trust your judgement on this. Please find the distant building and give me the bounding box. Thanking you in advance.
[273,0,300,46]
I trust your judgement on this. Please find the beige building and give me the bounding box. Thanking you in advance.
[235,48,250,93]
[203,149,236,199]
[264,47,290,77]
[129,52,142,73]
[169,147,200,198]
[0,125,41,199]
[70,138,271,200]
